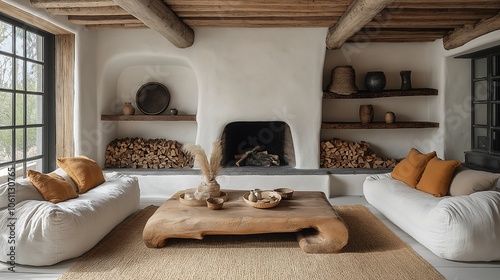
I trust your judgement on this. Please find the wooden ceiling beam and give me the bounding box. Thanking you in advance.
[165,0,352,5]
[86,23,148,30]
[390,3,500,9]
[30,0,116,8]
[443,12,500,50]
[326,0,395,49]
[113,0,194,49]
[47,6,129,16]
[175,10,344,18]
[169,4,349,12]
[68,15,142,25]
[183,17,337,28]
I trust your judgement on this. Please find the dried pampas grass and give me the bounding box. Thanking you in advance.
[182,141,222,183]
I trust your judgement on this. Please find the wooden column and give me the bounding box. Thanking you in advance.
[55,34,75,158]
[113,0,194,48]
[326,0,395,49]
[443,12,500,50]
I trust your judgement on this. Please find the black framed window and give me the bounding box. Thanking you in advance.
[0,13,55,184]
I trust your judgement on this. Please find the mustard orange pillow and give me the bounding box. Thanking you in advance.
[28,170,78,203]
[391,148,437,187]
[416,157,461,197]
[57,156,105,193]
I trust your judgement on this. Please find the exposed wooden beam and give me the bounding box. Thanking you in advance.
[86,23,148,30]
[68,15,142,25]
[443,12,500,50]
[30,0,116,8]
[47,6,129,16]
[1,1,70,34]
[326,0,395,49]
[183,17,337,28]
[113,0,194,48]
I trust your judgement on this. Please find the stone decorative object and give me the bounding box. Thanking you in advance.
[385,112,396,123]
[365,71,386,92]
[359,104,374,124]
[170,108,178,115]
[327,65,358,95]
[121,102,135,115]
[400,70,412,90]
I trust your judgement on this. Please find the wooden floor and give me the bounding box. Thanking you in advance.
[1,196,499,280]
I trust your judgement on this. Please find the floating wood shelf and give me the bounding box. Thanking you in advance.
[321,122,439,129]
[101,114,196,121]
[323,88,438,99]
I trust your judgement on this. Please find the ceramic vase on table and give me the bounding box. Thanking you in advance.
[121,102,135,115]
[359,105,374,124]
[365,71,386,92]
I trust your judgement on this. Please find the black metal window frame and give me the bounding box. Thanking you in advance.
[0,12,56,178]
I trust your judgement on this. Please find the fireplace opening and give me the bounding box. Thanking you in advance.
[221,121,295,167]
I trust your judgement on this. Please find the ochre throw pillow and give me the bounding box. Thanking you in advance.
[391,148,437,187]
[449,166,500,196]
[57,156,105,193]
[28,170,78,203]
[416,157,461,197]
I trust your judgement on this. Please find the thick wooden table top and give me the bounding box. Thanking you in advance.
[143,190,348,253]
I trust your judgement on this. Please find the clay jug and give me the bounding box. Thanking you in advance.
[121,102,135,115]
[385,112,396,123]
[359,105,374,124]
[248,190,258,202]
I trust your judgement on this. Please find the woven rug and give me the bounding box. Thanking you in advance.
[59,205,443,280]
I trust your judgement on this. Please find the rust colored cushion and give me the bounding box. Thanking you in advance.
[28,170,78,203]
[416,157,461,197]
[391,148,437,187]
[57,156,105,193]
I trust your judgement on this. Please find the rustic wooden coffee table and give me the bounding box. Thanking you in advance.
[142,190,348,253]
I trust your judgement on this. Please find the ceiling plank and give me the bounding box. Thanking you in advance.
[443,12,500,50]
[30,0,116,8]
[47,6,129,16]
[68,15,142,25]
[113,0,194,49]
[326,0,395,49]
[1,1,70,34]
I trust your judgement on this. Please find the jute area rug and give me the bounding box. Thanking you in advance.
[59,205,443,280]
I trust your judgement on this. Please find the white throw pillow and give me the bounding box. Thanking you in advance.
[449,166,500,196]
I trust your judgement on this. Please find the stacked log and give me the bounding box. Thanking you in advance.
[320,138,400,168]
[105,138,194,169]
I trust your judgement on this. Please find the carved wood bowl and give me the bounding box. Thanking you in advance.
[273,188,294,199]
[243,191,282,209]
[206,197,224,210]
[179,193,207,206]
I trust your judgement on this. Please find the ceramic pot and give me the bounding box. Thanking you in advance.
[359,105,374,124]
[365,71,386,92]
[400,70,412,90]
[121,102,135,115]
[170,108,178,115]
[385,111,396,123]
[197,179,220,198]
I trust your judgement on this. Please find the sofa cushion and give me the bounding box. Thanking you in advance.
[449,166,500,196]
[416,157,461,197]
[27,170,78,203]
[57,156,105,193]
[391,148,436,187]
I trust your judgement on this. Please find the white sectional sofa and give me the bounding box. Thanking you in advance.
[0,171,140,266]
[363,173,500,261]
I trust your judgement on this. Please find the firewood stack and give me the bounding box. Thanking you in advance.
[320,138,400,168]
[105,138,194,169]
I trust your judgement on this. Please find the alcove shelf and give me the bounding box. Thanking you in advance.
[101,114,196,121]
[321,122,439,129]
[323,88,438,99]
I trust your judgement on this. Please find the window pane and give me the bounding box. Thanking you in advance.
[15,162,24,180]
[15,93,24,125]
[494,55,500,77]
[473,128,488,150]
[27,127,42,157]
[474,103,487,125]
[0,21,13,53]
[26,158,42,173]
[27,94,43,125]
[474,57,487,79]
[15,128,24,160]
[26,61,43,92]
[474,80,488,101]
[0,54,13,89]
[492,130,500,153]
[494,80,500,102]
[493,104,500,127]
[0,166,12,184]
[26,31,43,62]
[0,91,12,126]
[0,129,12,163]
[15,27,24,57]
[16,58,24,90]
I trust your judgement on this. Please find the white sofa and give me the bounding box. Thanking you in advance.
[0,171,140,266]
[363,173,500,261]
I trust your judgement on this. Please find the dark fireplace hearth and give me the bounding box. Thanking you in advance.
[221,121,295,167]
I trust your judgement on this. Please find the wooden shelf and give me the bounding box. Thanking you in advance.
[323,88,438,99]
[101,114,196,121]
[321,122,439,129]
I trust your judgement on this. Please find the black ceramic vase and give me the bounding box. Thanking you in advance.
[365,71,386,92]
[400,70,412,90]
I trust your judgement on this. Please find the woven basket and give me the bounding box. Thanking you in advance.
[327,66,358,95]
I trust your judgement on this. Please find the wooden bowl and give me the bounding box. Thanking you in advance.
[179,193,206,206]
[273,188,294,199]
[243,191,281,209]
[206,197,224,210]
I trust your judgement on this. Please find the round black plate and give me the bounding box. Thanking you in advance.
[136,82,170,115]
